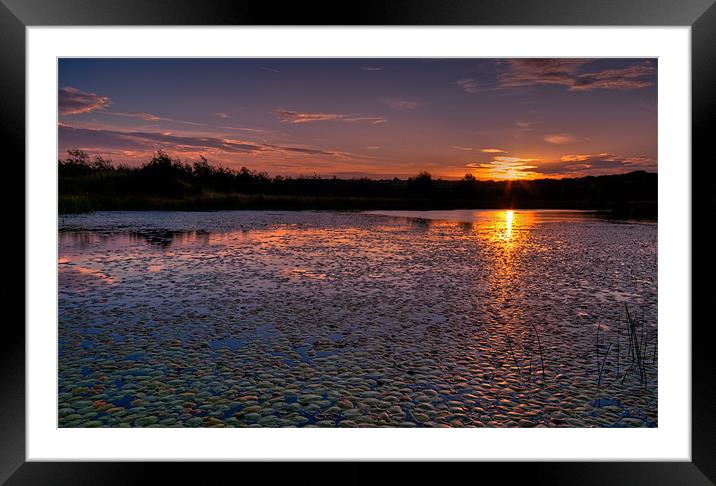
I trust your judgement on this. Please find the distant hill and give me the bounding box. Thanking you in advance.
[58,150,657,215]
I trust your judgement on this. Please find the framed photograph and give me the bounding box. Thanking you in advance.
[4,0,712,482]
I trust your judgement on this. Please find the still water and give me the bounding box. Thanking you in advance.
[58,210,657,427]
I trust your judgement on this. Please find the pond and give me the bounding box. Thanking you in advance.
[58,210,657,427]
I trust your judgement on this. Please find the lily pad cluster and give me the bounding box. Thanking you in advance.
[58,211,657,427]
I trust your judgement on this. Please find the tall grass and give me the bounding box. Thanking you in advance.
[593,303,655,389]
[505,326,546,386]
[625,304,647,385]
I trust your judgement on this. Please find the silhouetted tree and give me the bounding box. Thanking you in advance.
[407,171,435,198]
[456,173,479,200]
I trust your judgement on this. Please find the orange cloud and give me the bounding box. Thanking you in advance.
[466,155,541,180]
[544,133,584,144]
[560,154,592,162]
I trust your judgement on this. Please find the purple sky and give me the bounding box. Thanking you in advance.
[58,58,657,180]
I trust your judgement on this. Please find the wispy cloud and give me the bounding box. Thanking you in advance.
[214,112,232,119]
[511,121,535,139]
[385,99,420,110]
[59,87,211,128]
[560,154,593,162]
[263,144,336,156]
[59,124,338,158]
[540,153,657,175]
[455,78,480,94]
[493,156,539,163]
[451,146,507,154]
[273,109,386,125]
[544,133,586,144]
[219,124,271,134]
[59,87,111,115]
[103,111,206,127]
[499,59,656,91]
[454,60,654,95]
[570,63,656,91]
[118,112,161,121]
[260,66,281,73]
[361,66,382,71]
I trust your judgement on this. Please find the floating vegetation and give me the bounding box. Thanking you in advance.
[58,210,657,428]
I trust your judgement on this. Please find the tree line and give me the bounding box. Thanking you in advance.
[58,150,657,213]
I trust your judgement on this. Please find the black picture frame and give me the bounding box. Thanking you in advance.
[2,0,712,483]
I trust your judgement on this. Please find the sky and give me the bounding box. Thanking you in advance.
[58,58,657,180]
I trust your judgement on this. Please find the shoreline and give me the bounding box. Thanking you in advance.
[59,194,657,218]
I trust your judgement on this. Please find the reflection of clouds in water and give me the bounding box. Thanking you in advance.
[59,255,116,285]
